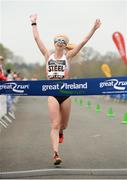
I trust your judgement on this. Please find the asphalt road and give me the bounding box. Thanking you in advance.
[0,95,127,179]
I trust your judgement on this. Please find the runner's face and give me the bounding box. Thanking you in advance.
[54,38,67,48]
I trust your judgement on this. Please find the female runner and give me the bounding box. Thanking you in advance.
[30,14,101,165]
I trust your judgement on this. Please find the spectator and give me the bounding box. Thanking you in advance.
[6,68,13,80]
[5,68,15,119]
[0,56,7,81]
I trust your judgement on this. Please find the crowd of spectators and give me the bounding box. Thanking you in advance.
[0,55,22,120]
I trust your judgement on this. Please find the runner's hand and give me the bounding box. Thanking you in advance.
[30,14,37,23]
[93,19,101,30]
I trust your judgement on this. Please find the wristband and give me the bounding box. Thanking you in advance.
[31,22,37,26]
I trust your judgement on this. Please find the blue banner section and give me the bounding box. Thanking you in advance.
[0,76,127,96]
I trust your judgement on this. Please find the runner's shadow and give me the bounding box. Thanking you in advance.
[54,165,62,168]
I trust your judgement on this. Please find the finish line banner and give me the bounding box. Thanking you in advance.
[0,76,127,96]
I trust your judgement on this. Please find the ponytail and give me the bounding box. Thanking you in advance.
[66,43,76,51]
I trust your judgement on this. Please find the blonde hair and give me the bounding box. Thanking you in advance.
[66,43,76,50]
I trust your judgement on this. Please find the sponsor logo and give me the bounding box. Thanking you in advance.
[42,82,87,92]
[0,82,29,93]
[99,79,127,90]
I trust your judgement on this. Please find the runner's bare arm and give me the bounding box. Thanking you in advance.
[67,19,101,59]
[30,14,49,60]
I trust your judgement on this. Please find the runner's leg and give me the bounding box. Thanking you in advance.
[48,96,61,153]
[60,97,71,131]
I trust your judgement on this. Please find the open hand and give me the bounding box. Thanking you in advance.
[30,14,37,23]
[93,19,101,30]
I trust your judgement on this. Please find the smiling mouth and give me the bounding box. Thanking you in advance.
[57,43,63,47]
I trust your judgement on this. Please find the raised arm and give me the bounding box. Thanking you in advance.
[30,14,49,60]
[67,19,101,59]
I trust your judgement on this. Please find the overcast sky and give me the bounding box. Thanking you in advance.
[0,0,127,64]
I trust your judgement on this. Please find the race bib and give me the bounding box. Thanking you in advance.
[47,60,66,78]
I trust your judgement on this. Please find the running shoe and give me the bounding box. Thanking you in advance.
[59,132,64,143]
[53,151,62,165]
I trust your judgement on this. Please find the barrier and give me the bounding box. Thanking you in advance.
[110,94,127,101]
[0,95,8,129]
[0,76,127,96]
[0,95,17,130]
[0,95,7,119]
